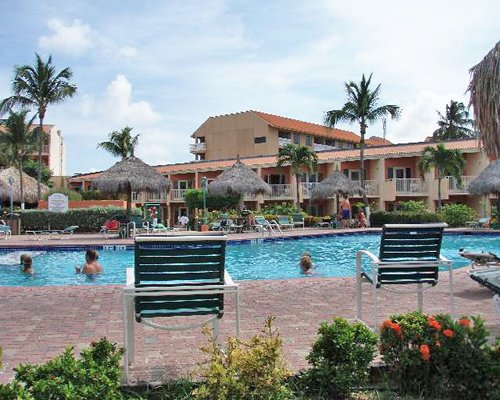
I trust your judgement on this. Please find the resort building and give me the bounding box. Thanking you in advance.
[69,111,493,226]
[0,122,66,185]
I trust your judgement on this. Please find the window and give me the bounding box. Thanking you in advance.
[254,136,266,144]
[306,134,312,146]
[344,169,361,181]
[293,133,300,144]
[265,174,286,184]
[173,180,193,190]
[278,131,291,139]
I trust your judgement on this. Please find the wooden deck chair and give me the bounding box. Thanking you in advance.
[122,234,240,383]
[356,223,454,329]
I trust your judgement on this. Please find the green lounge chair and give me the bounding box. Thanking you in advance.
[292,213,305,230]
[277,215,294,230]
[356,223,454,328]
[0,224,11,239]
[122,234,240,383]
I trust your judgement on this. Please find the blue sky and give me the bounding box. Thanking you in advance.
[0,0,498,176]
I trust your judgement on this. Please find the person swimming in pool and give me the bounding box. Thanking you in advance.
[76,249,103,278]
[299,251,314,274]
[21,255,34,275]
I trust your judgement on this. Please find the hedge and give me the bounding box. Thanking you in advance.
[19,207,141,233]
[370,211,442,227]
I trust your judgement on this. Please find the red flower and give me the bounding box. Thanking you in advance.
[443,329,455,338]
[391,323,402,338]
[458,318,471,328]
[427,317,441,331]
[420,344,430,361]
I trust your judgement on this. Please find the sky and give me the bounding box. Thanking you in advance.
[0,1,498,176]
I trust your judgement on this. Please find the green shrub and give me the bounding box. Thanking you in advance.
[42,188,83,201]
[439,203,477,227]
[399,200,429,213]
[19,206,141,232]
[193,317,292,400]
[261,202,296,216]
[370,211,442,227]
[304,216,321,227]
[0,338,125,400]
[380,312,500,399]
[300,317,378,399]
[184,189,239,211]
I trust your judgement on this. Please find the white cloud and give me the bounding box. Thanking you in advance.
[119,45,138,58]
[38,19,93,56]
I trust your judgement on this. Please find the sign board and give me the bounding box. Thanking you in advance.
[48,193,69,213]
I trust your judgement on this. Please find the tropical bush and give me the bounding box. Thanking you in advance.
[183,189,239,211]
[42,187,83,201]
[0,338,125,400]
[193,317,292,400]
[380,312,500,399]
[299,317,378,399]
[399,200,429,213]
[439,203,477,227]
[261,202,296,216]
[370,211,442,226]
[19,206,141,232]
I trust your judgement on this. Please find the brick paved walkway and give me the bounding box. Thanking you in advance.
[1,268,498,384]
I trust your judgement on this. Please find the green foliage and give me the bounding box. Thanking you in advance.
[80,189,120,200]
[399,200,429,213]
[261,202,297,216]
[183,189,239,211]
[380,312,500,399]
[304,215,322,227]
[22,159,53,187]
[370,211,442,227]
[439,203,477,227]
[97,126,139,159]
[42,187,82,201]
[300,317,378,399]
[0,338,124,400]
[433,100,475,141]
[19,206,140,232]
[193,316,293,400]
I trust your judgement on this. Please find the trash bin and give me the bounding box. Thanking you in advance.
[5,213,21,235]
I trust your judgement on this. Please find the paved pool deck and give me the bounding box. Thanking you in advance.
[0,228,499,384]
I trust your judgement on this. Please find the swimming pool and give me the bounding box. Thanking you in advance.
[0,233,498,287]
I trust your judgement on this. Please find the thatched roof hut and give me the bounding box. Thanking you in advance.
[468,41,500,158]
[208,159,271,197]
[92,156,170,218]
[0,167,49,204]
[468,160,500,196]
[311,170,364,200]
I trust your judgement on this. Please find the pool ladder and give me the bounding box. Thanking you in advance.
[260,220,284,237]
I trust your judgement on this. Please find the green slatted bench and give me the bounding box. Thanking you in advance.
[356,223,454,328]
[122,234,240,383]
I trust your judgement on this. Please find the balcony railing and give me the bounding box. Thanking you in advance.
[266,184,292,199]
[189,142,207,153]
[394,178,427,195]
[171,188,187,201]
[146,192,167,202]
[300,182,319,198]
[131,192,142,202]
[361,180,380,196]
[448,175,476,194]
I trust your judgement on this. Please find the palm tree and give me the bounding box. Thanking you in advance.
[276,144,318,211]
[418,143,465,210]
[324,73,400,208]
[97,126,139,159]
[468,40,500,158]
[0,53,77,201]
[1,110,37,209]
[432,100,475,141]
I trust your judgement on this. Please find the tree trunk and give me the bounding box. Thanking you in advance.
[295,174,301,212]
[37,115,44,202]
[18,161,25,210]
[126,186,132,220]
[437,177,442,210]
[359,122,369,208]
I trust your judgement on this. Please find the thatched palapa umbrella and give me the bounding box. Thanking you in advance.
[468,160,500,221]
[208,156,271,210]
[92,156,170,219]
[468,41,500,158]
[311,170,364,200]
[0,167,49,204]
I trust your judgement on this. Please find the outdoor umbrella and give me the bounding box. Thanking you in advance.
[208,157,271,210]
[468,160,500,223]
[0,167,49,204]
[92,156,170,219]
[311,170,364,200]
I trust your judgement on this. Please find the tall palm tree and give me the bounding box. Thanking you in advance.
[97,126,139,159]
[432,100,475,141]
[468,40,500,158]
[0,53,77,201]
[324,73,400,208]
[1,110,37,209]
[276,144,318,211]
[418,143,465,210]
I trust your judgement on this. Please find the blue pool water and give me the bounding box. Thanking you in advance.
[0,233,499,287]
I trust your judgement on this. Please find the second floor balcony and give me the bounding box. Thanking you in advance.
[268,184,292,199]
[301,182,319,198]
[393,178,427,195]
[448,175,476,194]
[189,142,207,153]
[171,188,187,201]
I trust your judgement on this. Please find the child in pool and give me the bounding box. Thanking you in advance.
[76,250,103,278]
[21,255,34,275]
[299,252,313,274]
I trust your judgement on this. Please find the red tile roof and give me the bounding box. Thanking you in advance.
[250,111,361,143]
[366,136,392,146]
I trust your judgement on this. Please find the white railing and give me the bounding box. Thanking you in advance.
[300,182,319,198]
[265,184,292,199]
[448,175,476,194]
[189,142,207,153]
[146,192,167,202]
[394,178,427,194]
[131,192,142,202]
[278,137,292,147]
[171,189,187,201]
[362,180,380,196]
